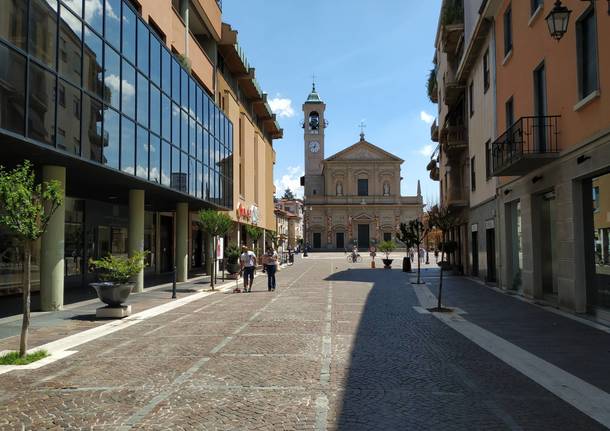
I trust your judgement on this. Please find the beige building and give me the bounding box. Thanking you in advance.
[276,199,304,248]
[301,86,423,250]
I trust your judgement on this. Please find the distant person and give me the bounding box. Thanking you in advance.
[263,247,278,292]
[434,249,439,263]
[240,245,257,293]
[409,249,415,263]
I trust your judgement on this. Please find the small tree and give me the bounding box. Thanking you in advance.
[281,188,295,200]
[399,219,428,284]
[427,206,459,311]
[267,230,279,250]
[245,225,263,255]
[0,161,63,357]
[198,210,233,290]
[378,241,396,259]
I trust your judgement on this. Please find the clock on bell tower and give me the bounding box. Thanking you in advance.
[302,82,327,198]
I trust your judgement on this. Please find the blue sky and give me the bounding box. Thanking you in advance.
[223,0,442,203]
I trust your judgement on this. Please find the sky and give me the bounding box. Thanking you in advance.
[223,0,442,204]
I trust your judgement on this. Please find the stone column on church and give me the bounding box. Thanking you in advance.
[326,214,332,247]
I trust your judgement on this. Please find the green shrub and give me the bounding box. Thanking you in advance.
[89,251,149,284]
[0,349,49,365]
[378,241,397,258]
[225,243,240,265]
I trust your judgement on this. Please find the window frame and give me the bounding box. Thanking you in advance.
[503,4,513,57]
[575,6,599,101]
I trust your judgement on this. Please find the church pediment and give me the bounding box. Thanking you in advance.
[325,140,403,163]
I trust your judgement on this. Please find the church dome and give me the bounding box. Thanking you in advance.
[306,84,323,104]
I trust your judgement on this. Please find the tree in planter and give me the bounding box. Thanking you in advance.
[378,241,396,268]
[245,225,263,256]
[0,161,63,357]
[396,225,414,273]
[224,243,241,275]
[399,219,429,284]
[198,210,233,290]
[427,206,460,311]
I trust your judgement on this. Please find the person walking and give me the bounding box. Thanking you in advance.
[240,245,257,293]
[263,246,278,291]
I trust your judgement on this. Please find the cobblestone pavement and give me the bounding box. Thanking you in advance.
[0,255,607,430]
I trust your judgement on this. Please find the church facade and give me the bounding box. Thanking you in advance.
[301,86,423,251]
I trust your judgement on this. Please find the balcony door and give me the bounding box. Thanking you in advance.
[533,62,548,152]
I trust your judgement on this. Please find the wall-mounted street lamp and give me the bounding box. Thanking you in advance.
[546,0,610,41]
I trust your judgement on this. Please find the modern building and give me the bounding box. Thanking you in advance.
[489,0,610,320]
[301,86,423,251]
[0,0,280,309]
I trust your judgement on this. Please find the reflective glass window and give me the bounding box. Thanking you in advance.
[227,124,233,151]
[84,0,103,34]
[203,165,209,200]
[181,109,188,150]
[161,48,171,95]
[136,125,148,179]
[136,19,149,74]
[122,4,136,63]
[137,72,148,127]
[189,78,196,116]
[189,117,196,156]
[150,134,160,183]
[28,62,56,145]
[202,131,209,166]
[63,0,83,16]
[30,0,58,69]
[82,93,103,162]
[171,102,180,145]
[195,161,202,198]
[161,140,170,186]
[122,59,136,118]
[0,43,26,134]
[0,0,27,49]
[150,36,161,86]
[59,5,83,86]
[172,59,180,101]
[56,80,81,155]
[105,0,121,49]
[180,69,188,110]
[121,116,135,174]
[162,94,171,141]
[83,28,103,97]
[103,107,119,168]
[203,94,209,130]
[171,145,180,190]
[104,44,120,109]
[150,85,160,135]
[196,123,202,160]
[196,87,203,123]
[181,151,188,177]
[189,158,196,196]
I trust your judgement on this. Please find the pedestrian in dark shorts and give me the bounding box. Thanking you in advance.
[240,245,257,293]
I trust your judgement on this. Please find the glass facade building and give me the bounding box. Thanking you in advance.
[0,0,233,208]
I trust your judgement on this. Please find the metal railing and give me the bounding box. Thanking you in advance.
[492,115,560,175]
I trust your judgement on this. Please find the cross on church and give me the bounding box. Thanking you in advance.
[311,73,316,90]
[359,120,367,140]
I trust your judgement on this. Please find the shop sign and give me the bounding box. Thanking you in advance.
[236,203,252,220]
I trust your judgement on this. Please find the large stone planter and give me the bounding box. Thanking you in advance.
[382,259,394,269]
[91,282,134,318]
[226,263,241,275]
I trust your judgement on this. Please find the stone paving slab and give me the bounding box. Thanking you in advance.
[0,255,608,430]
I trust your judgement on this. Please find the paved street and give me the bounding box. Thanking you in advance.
[0,255,608,430]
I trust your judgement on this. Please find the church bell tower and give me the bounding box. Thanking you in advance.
[303,83,327,198]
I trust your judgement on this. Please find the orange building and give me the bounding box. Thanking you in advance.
[489,0,610,318]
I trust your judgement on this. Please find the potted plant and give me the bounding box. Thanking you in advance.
[89,251,148,308]
[378,241,396,269]
[225,243,241,275]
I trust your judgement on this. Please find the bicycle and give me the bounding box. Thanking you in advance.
[346,254,363,263]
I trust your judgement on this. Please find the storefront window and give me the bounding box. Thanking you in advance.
[592,173,610,307]
[65,198,84,277]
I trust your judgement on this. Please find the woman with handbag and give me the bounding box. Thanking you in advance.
[263,247,278,292]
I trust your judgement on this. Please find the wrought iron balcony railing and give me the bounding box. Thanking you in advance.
[492,116,560,176]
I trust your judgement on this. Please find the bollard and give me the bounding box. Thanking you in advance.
[172,266,177,299]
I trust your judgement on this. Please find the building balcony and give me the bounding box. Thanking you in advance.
[431,120,439,142]
[443,79,464,106]
[442,23,464,57]
[492,116,560,176]
[441,125,467,153]
[444,184,468,209]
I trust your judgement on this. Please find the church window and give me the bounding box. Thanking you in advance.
[383,232,392,242]
[358,179,368,196]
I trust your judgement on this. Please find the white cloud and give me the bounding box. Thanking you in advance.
[420,110,435,125]
[268,97,295,118]
[104,74,135,97]
[418,144,435,157]
[274,166,304,198]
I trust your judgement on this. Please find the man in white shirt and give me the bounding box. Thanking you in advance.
[240,245,257,293]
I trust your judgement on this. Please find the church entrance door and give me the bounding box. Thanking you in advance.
[313,233,322,249]
[336,232,345,250]
[358,224,370,250]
